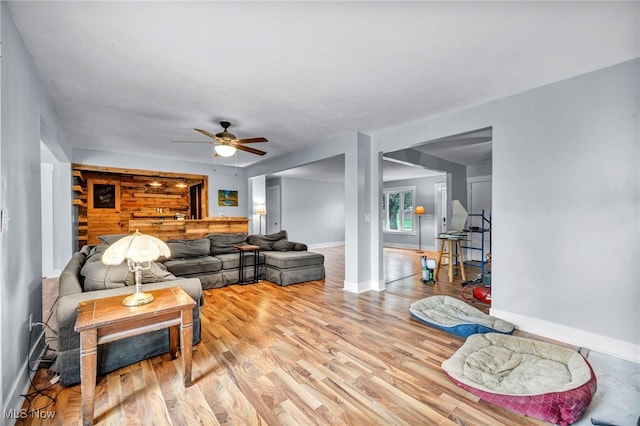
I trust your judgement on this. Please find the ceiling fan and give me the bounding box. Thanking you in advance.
[173,121,268,157]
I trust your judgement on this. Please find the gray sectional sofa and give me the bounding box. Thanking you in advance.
[51,230,324,386]
[163,230,325,289]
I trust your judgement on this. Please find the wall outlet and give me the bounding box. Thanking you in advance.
[29,313,34,331]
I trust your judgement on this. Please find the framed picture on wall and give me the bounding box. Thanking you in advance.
[88,179,121,212]
[218,190,238,206]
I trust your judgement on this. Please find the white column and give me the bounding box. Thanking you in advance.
[344,133,383,293]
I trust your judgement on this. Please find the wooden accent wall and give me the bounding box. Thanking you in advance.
[72,164,209,247]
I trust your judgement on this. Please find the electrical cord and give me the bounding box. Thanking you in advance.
[20,321,60,416]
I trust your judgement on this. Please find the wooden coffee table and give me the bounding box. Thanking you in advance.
[75,286,196,426]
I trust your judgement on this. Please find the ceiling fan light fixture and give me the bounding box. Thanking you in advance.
[215,144,236,157]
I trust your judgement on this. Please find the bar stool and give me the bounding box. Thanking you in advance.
[435,236,466,282]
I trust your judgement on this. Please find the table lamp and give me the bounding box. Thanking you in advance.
[414,205,426,253]
[102,230,171,306]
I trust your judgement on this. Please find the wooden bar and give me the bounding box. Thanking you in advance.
[128,217,249,240]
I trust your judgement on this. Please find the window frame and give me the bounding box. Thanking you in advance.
[382,186,417,235]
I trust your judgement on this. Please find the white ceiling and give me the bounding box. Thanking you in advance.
[8,1,639,174]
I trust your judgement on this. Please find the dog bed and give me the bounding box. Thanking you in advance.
[442,333,597,425]
[409,295,514,337]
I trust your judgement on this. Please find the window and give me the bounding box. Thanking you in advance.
[382,186,416,233]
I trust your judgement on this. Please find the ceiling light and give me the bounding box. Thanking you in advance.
[176,178,188,189]
[215,145,236,157]
[149,177,162,187]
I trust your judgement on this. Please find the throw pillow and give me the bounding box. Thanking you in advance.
[272,239,296,251]
[81,252,176,291]
[247,230,289,251]
[292,242,308,251]
[207,233,248,255]
[166,238,210,259]
[97,234,128,245]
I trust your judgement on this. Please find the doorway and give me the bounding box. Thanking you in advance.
[40,142,57,278]
[189,184,203,219]
[266,185,281,234]
[467,177,492,261]
[435,182,447,237]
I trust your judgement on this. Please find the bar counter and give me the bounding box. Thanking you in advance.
[128,217,249,241]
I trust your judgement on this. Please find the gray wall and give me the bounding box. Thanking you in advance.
[490,60,639,356]
[374,59,639,360]
[280,177,345,246]
[0,2,72,413]
[383,175,445,251]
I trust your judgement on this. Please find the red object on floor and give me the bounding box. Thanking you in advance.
[472,286,492,304]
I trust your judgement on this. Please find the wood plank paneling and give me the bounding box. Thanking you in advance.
[72,165,209,246]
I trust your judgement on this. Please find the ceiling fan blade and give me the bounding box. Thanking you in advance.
[194,128,221,140]
[235,144,267,156]
[236,137,268,144]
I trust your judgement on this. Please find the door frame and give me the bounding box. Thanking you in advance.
[434,182,447,238]
[266,185,281,234]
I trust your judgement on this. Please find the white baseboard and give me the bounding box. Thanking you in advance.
[343,279,385,293]
[308,241,344,249]
[4,330,46,423]
[491,309,640,363]
[383,243,439,252]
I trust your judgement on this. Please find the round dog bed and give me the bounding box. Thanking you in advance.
[409,295,514,337]
[442,333,597,425]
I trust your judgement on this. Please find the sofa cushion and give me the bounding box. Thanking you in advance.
[247,230,288,251]
[262,251,324,269]
[207,233,247,255]
[166,238,210,259]
[81,252,176,291]
[265,264,325,286]
[164,256,222,276]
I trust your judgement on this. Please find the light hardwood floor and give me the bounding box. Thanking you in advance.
[19,247,548,425]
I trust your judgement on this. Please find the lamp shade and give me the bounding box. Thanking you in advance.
[255,204,266,215]
[414,205,426,215]
[215,144,236,157]
[102,230,171,265]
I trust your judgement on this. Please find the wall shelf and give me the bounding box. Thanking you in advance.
[132,212,176,218]
[133,193,182,199]
[73,170,84,182]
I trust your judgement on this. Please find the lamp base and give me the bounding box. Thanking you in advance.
[122,291,154,307]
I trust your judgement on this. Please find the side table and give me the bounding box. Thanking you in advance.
[74,286,196,426]
[233,244,261,284]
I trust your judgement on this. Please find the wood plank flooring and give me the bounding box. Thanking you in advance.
[18,247,548,425]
